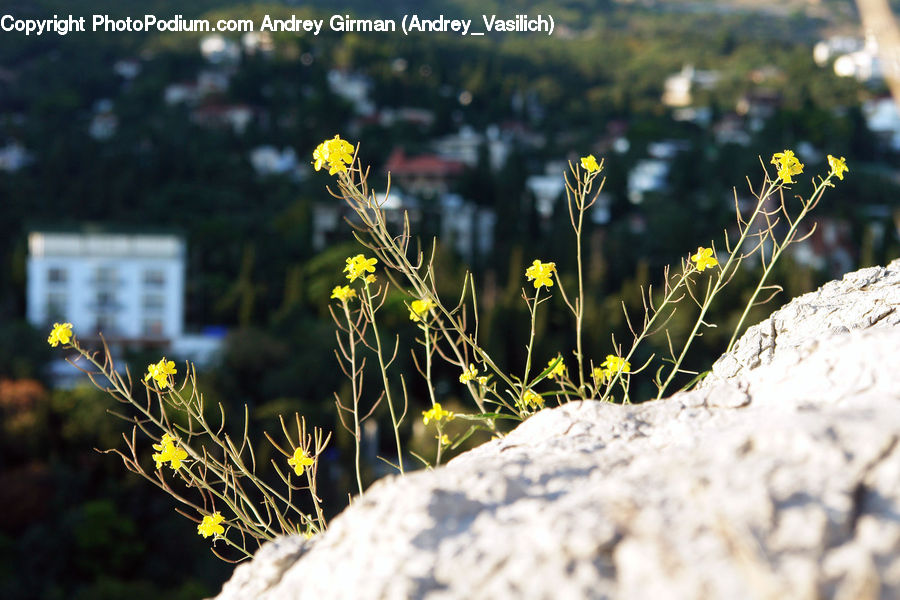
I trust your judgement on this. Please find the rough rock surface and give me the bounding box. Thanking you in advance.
[214,260,900,600]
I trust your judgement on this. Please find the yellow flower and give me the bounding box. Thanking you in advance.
[580,154,601,173]
[409,298,435,322]
[827,155,848,180]
[547,357,566,379]
[601,354,631,375]
[521,390,544,409]
[690,247,718,272]
[771,150,804,184]
[144,358,177,389]
[477,375,489,386]
[151,432,189,471]
[437,434,451,447]
[525,260,556,290]
[312,135,355,175]
[344,254,377,282]
[47,322,73,347]
[287,447,315,476]
[592,366,607,385]
[422,402,454,426]
[364,274,377,284]
[331,285,357,303]
[459,364,479,383]
[197,511,226,539]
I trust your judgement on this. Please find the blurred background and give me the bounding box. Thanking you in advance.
[1,0,899,598]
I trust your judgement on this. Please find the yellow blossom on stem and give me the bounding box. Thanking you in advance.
[690,247,719,272]
[47,322,73,347]
[145,358,177,389]
[422,403,454,426]
[521,390,544,409]
[601,355,631,375]
[477,375,489,386]
[592,366,607,385]
[827,155,848,180]
[771,150,804,184]
[547,357,566,379]
[459,364,479,383]
[580,154,601,173]
[330,285,357,303]
[287,447,315,476]
[312,135,355,175]
[525,260,557,290]
[409,298,435,322]
[437,434,451,447]
[343,254,377,282]
[151,432,189,471]
[197,511,226,538]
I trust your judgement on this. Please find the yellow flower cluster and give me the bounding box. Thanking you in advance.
[521,389,544,409]
[422,402,454,426]
[197,511,225,539]
[145,358,177,389]
[458,364,488,386]
[580,154,601,173]
[547,357,566,379]
[152,433,189,471]
[771,150,804,184]
[593,354,631,384]
[344,254,377,283]
[312,135,354,175]
[690,247,718,272]
[331,285,357,303]
[409,298,435,322]
[287,447,315,476]
[525,260,557,289]
[47,322,73,347]
[828,154,848,180]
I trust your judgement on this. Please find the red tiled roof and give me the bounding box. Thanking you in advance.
[385,149,464,177]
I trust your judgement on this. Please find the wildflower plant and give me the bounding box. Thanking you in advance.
[48,135,847,563]
[48,329,330,561]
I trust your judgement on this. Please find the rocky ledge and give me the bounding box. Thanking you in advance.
[215,259,900,600]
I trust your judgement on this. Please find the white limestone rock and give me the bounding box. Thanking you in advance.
[214,260,900,599]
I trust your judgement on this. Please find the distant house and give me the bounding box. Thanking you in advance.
[191,104,253,134]
[432,126,510,171]
[249,146,299,177]
[813,36,864,67]
[89,100,118,140]
[525,174,565,218]
[242,31,274,55]
[327,70,375,116]
[863,97,900,151]
[27,230,186,344]
[27,230,223,376]
[0,141,32,172]
[384,149,465,197]
[200,34,241,65]
[628,159,669,204]
[662,65,720,108]
[164,83,200,106]
[814,35,882,83]
[113,58,141,80]
[714,114,751,147]
[438,194,496,260]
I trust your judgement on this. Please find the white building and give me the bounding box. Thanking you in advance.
[27,231,185,344]
[628,159,669,204]
[863,97,900,151]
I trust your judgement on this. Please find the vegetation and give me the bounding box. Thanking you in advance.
[0,0,897,597]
